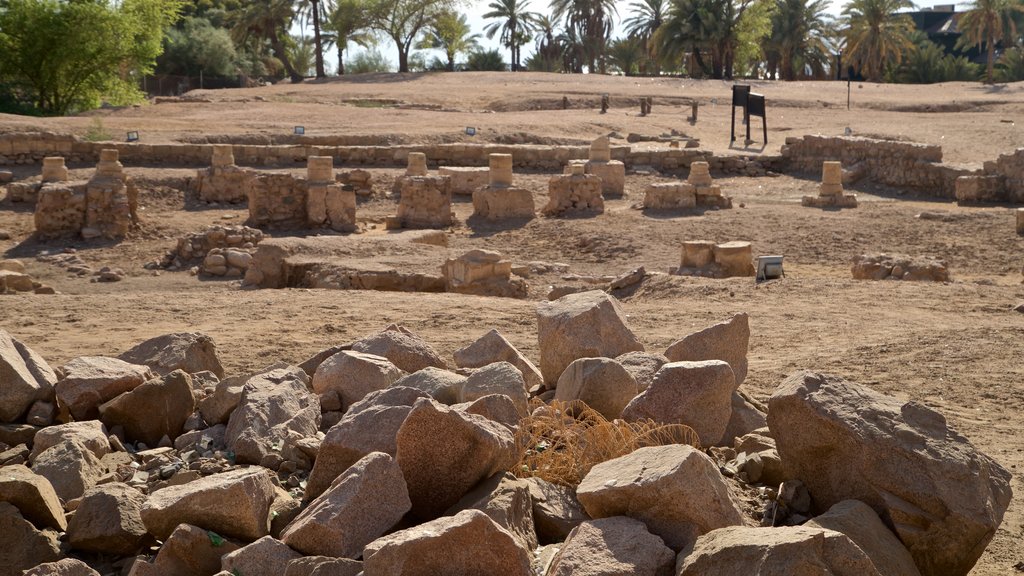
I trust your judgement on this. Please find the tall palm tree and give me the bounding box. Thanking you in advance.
[417,10,480,70]
[841,0,915,82]
[324,0,374,75]
[623,0,667,74]
[296,0,328,78]
[483,0,539,71]
[769,0,832,80]
[550,0,618,73]
[656,0,749,78]
[608,36,645,74]
[956,0,1024,82]
[231,0,304,82]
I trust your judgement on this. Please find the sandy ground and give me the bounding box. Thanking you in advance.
[1,74,1023,574]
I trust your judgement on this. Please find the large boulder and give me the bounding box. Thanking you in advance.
[396,397,518,520]
[546,517,675,576]
[444,472,538,552]
[455,393,521,431]
[576,445,746,551]
[0,464,66,530]
[615,351,668,392]
[721,391,768,446]
[31,438,104,502]
[305,387,430,501]
[140,468,277,541]
[0,502,61,575]
[554,357,637,420]
[536,291,644,386]
[225,365,320,468]
[362,509,532,576]
[453,329,543,392]
[0,331,57,423]
[620,361,735,446]
[55,357,154,420]
[676,525,884,576]
[119,333,225,378]
[312,351,405,410]
[664,313,749,386]
[284,557,362,576]
[767,371,1012,576]
[457,361,529,417]
[524,477,590,544]
[127,523,241,576]
[391,367,465,404]
[99,370,195,447]
[24,559,101,576]
[282,452,410,558]
[66,483,149,555]
[350,325,448,373]
[30,421,110,462]
[221,536,302,576]
[806,500,922,576]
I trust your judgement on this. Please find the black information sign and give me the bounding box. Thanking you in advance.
[730,85,750,142]
[747,93,767,145]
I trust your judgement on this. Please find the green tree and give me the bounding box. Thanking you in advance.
[417,10,480,70]
[550,0,618,73]
[0,0,182,115]
[324,0,375,75]
[369,0,460,72]
[956,0,1024,83]
[841,0,915,82]
[295,0,328,77]
[734,0,775,77]
[346,47,394,72]
[607,36,645,74]
[231,0,304,82]
[768,0,831,79]
[995,45,1024,80]
[466,47,508,70]
[158,16,239,76]
[527,14,564,71]
[656,0,753,78]
[483,0,538,71]
[623,0,667,74]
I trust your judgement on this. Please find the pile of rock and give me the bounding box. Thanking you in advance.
[336,168,374,197]
[852,253,950,281]
[676,240,755,278]
[543,164,604,216]
[441,249,528,298]
[0,294,1010,576]
[0,259,54,294]
[159,225,264,273]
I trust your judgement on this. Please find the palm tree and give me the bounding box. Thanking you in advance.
[769,0,832,80]
[550,0,618,73]
[956,0,1024,83]
[296,0,328,77]
[417,10,480,70]
[841,0,915,82]
[230,0,304,82]
[324,0,374,75]
[623,0,667,74]
[528,14,564,71]
[483,0,539,71]
[607,36,645,74]
[656,0,750,78]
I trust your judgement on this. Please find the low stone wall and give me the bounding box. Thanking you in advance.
[160,225,264,272]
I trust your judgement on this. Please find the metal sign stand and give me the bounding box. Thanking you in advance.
[730,85,750,143]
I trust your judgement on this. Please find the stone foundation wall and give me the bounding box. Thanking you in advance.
[161,225,264,271]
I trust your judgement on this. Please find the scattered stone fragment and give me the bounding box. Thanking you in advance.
[55,356,154,420]
[24,558,101,576]
[444,472,538,551]
[806,499,922,576]
[0,502,61,574]
[350,324,448,373]
[312,351,406,410]
[546,517,675,576]
[457,361,529,417]
[118,333,225,378]
[32,438,104,502]
[220,536,302,576]
[128,523,241,576]
[524,477,590,544]
[0,330,57,423]
[453,329,543,392]
[391,367,465,404]
[664,313,749,386]
[66,483,148,555]
[0,464,66,531]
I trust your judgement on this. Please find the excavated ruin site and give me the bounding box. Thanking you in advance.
[1,73,1023,576]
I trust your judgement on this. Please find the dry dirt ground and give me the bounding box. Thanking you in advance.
[1,73,1023,574]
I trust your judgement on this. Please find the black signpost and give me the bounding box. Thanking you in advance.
[730,85,750,143]
[747,93,767,145]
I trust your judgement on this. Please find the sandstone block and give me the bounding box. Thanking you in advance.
[55,356,154,420]
[453,329,543,392]
[547,517,675,576]
[118,332,225,378]
[554,357,638,419]
[664,313,749,386]
[66,483,148,555]
[0,464,66,531]
[312,351,406,410]
[99,370,195,447]
[458,361,529,417]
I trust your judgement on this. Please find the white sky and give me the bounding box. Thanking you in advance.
[302,0,968,72]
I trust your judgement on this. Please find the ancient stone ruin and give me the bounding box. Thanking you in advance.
[41,157,68,183]
[390,175,454,229]
[33,150,138,240]
[544,164,604,216]
[441,249,527,298]
[159,225,264,277]
[439,166,489,196]
[5,157,70,205]
[642,182,697,210]
[193,144,255,204]
[246,157,355,232]
[0,259,54,294]
[472,153,535,220]
[336,168,374,197]
[802,161,858,208]
[685,161,733,209]
[852,253,950,281]
[305,156,356,233]
[1017,207,1024,235]
[677,240,755,278]
[582,136,625,196]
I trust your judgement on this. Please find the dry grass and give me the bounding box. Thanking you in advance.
[512,399,702,487]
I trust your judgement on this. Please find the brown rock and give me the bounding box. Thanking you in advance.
[455,393,521,430]
[312,351,405,410]
[547,517,675,576]
[32,438,104,502]
[554,357,637,420]
[99,370,195,447]
[55,357,154,420]
[30,421,110,462]
[362,509,531,576]
[536,291,644,386]
[282,452,410,558]
[524,477,590,544]
[457,361,529,416]
[305,387,429,501]
[676,525,883,576]
[445,472,538,551]
[66,483,148,555]
[220,536,302,576]
[0,502,61,575]
[577,445,746,551]
[621,360,734,446]
[615,351,668,392]
[806,500,922,576]
[128,523,241,576]
[0,464,66,530]
[285,557,362,576]
[0,331,57,423]
[664,313,749,387]
[119,333,225,378]
[721,391,767,446]
[23,559,101,576]
[140,467,277,541]
[396,397,518,520]
[453,329,543,392]
[391,367,465,404]
[767,371,1012,576]
[350,324,448,373]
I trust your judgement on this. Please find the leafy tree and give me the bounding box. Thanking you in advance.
[291,35,316,76]
[0,0,182,115]
[466,47,508,70]
[734,0,775,77]
[324,0,375,74]
[231,0,304,82]
[768,0,831,80]
[158,16,238,76]
[899,38,947,82]
[841,0,914,82]
[178,0,240,26]
[368,0,460,72]
[623,0,667,74]
[656,0,753,78]
[417,10,480,70]
[995,45,1024,80]
[483,0,538,71]
[528,14,564,71]
[956,0,1024,83]
[607,36,645,74]
[551,0,618,73]
[942,53,981,80]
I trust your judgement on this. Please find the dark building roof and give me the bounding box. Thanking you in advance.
[904,5,988,64]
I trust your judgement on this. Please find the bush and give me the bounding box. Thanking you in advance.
[465,48,507,71]
[995,47,1024,83]
[345,48,393,74]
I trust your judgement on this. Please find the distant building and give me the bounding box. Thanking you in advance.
[906,5,987,64]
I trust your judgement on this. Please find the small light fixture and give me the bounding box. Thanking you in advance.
[756,255,785,283]
[465,127,476,136]
[126,131,139,142]
[294,126,305,135]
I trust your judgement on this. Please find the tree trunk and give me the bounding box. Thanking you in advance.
[398,44,409,72]
[448,53,455,71]
[271,30,304,83]
[337,42,345,75]
[986,35,995,83]
[312,0,326,78]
